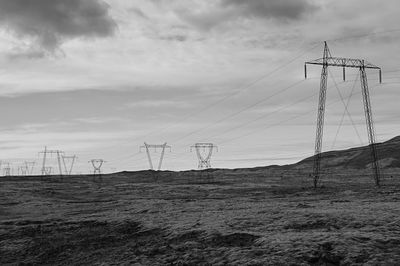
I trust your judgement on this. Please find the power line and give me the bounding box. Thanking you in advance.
[170,79,306,144]
[106,45,321,156]
[331,74,360,149]
[328,68,363,145]
[105,52,319,166]
[63,44,322,167]
[129,44,320,143]
[218,82,381,146]
[110,80,388,170]
[111,82,386,172]
[203,89,318,141]
[327,28,400,43]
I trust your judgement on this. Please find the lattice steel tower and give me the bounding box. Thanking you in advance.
[3,162,11,176]
[140,142,171,171]
[190,143,218,170]
[39,147,64,176]
[305,41,382,188]
[62,155,77,175]
[25,161,35,175]
[89,159,106,176]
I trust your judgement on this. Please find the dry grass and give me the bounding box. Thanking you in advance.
[1,169,400,265]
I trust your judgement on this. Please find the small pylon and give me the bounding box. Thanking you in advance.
[190,143,218,170]
[25,161,35,175]
[89,159,106,176]
[43,167,52,175]
[18,165,28,176]
[3,162,11,176]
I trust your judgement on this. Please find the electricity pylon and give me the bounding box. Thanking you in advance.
[43,167,52,175]
[89,159,106,176]
[18,165,28,176]
[39,147,64,176]
[3,162,11,176]
[25,161,35,175]
[305,41,382,188]
[62,155,77,175]
[190,143,218,169]
[140,142,171,170]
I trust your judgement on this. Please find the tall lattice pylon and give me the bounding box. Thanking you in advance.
[140,142,171,171]
[305,41,383,188]
[190,143,218,170]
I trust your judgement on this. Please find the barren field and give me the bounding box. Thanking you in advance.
[2,169,400,265]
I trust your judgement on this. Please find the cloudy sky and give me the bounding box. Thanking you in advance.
[0,0,399,174]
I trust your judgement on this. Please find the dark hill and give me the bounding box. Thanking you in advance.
[292,136,400,170]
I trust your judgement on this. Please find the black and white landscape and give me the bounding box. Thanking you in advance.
[1,0,400,265]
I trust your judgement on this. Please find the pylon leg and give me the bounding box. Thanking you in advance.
[41,146,47,176]
[158,143,166,171]
[312,42,330,188]
[144,143,154,170]
[360,66,382,186]
[313,64,328,188]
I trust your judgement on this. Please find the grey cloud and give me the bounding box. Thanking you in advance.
[7,49,46,60]
[0,0,117,52]
[159,34,187,42]
[177,0,318,31]
[177,8,234,31]
[221,0,317,21]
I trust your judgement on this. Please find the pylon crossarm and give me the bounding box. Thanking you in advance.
[142,144,171,149]
[306,57,380,69]
[194,143,214,146]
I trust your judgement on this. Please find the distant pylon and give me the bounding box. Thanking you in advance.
[3,162,11,176]
[305,41,383,188]
[18,165,28,176]
[140,142,171,170]
[190,143,218,170]
[62,155,77,175]
[25,161,35,175]
[39,147,64,176]
[43,167,52,175]
[89,159,106,176]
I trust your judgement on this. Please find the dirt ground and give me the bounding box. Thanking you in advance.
[1,169,400,265]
